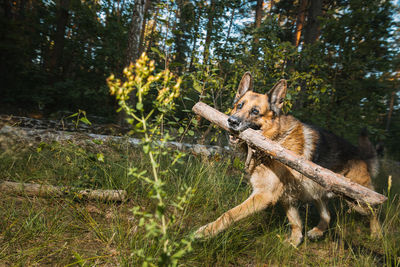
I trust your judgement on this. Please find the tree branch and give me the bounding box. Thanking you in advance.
[0,181,127,202]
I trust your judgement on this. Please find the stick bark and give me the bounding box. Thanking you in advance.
[0,181,127,202]
[192,102,387,206]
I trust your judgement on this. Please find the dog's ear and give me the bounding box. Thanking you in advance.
[234,72,253,104]
[267,79,287,116]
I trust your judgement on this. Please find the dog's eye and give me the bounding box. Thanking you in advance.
[251,108,259,115]
[237,102,244,109]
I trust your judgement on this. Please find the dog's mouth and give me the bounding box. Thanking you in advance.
[227,116,260,132]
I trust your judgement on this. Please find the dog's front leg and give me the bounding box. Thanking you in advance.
[283,204,303,247]
[195,191,277,238]
[307,199,330,240]
[195,163,283,238]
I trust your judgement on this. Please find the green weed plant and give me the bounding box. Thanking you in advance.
[107,53,195,266]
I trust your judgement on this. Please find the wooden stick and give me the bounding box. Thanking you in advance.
[0,181,127,202]
[192,102,387,206]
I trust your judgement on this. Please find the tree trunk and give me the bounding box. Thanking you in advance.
[304,0,322,44]
[189,9,200,71]
[253,0,263,45]
[292,0,308,47]
[1,181,127,202]
[145,7,159,54]
[121,0,148,125]
[203,0,216,64]
[0,124,228,158]
[2,0,12,19]
[385,90,396,132]
[47,0,70,73]
[138,0,151,57]
[174,0,190,73]
[125,0,147,66]
[268,0,274,12]
[224,7,235,49]
[18,0,26,20]
[0,0,12,81]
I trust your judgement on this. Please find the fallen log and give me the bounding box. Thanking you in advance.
[192,102,387,206]
[0,181,127,202]
[0,125,230,157]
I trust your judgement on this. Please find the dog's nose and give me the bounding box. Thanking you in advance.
[228,116,240,129]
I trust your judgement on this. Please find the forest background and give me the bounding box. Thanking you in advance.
[1,0,399,158]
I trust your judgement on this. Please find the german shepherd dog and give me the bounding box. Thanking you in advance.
[195,72,381,246]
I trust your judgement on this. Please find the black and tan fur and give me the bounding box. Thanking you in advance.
[195,72,381,246]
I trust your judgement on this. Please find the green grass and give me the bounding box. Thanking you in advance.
[0,137,399,266]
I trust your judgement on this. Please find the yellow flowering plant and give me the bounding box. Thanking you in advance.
[107,53,194,266]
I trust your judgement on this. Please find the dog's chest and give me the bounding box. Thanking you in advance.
[285,173,325,202]
[249,160,325,202]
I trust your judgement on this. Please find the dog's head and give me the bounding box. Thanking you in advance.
[228,72,287,132]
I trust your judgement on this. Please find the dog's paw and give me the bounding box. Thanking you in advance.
[194,224,211,239]
[370,219,383,239]
[307,227,324,240]
[285,233,303,247]
[370,227,383,240]
[229,135,240,145]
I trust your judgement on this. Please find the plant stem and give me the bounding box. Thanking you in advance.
[142,111,167,236]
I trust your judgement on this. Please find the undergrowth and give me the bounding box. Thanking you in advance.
[0,138,399,266]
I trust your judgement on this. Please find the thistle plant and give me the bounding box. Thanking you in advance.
[107,53,194,266]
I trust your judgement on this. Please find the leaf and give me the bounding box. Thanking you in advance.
[143,144,150,154]
[96,153,104,162]
[183,96,195,102]
[139,217,145,226]
[171,29,183,35]
[178,127,184,134]
[136,102,144,111]
[188,130,194,136]
[191,118,198,126]
[166,38,174,46]
[150,47,165,59]
[92,139,103,145]
[193,81,202,93]
[79,117,92,125]
[233,157,243,169]
[66,112,78,119]
[72,251,84,263]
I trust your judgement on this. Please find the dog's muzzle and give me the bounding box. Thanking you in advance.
[228,115,260,132]
[227,115,241,131]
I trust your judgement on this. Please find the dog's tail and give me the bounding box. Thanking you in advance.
[358,128,379,178]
